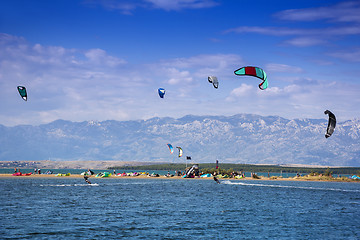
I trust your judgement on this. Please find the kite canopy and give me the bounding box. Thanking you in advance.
[176,146,183,157]
[324,110,336,138]
[17,86,27,101]
[167,144,174,154]
[208,76,218,89]
[234,66,268,90]
[158,88,165,98]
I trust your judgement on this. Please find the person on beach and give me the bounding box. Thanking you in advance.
[14,168,17,173]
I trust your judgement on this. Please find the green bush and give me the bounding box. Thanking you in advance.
[324,167,333,177]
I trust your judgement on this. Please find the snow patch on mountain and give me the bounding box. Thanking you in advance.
[0,114,359,166]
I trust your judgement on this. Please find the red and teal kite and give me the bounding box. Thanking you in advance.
[234,66,268,90]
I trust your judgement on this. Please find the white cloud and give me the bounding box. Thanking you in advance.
[226,26,360,37]
[265,63,303,73]
[85,48,127,66]
[150,53,243,86]
[226,2,360,48]
[327,48,360,62]
[0,34,142,125]
[0,34,244,125]
[83,0,142,15]
[160,54,241,69]
[166,68,192,85]
[84,0,218,14]
[146,0,218,11]
[223,77,360,122]
[275,1,360,23]
[283,37,326,47]
[0,33,359,126]
[226,26,305,36]
[226,84,254,100]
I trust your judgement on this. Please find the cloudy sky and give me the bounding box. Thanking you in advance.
[0,0,359,126]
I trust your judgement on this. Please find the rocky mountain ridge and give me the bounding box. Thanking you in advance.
[0,114,359,166]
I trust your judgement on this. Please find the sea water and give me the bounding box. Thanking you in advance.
[0,178,359,239]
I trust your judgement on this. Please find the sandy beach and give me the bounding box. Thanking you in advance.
[1,173,359,182]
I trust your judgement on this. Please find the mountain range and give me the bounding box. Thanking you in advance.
[0,114,359,166]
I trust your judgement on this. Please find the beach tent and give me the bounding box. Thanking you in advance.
[200,173,212,178]
[95,172,111,178]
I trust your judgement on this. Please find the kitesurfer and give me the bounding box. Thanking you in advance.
[84,169,94,184]
[214,176,220,184]
[84,175,91,184]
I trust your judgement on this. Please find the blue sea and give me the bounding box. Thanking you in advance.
[1,178,359,239]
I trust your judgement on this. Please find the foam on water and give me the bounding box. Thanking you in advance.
[222,180,360,192]
[40,183,99,187]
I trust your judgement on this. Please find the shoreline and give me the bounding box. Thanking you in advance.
[1,174,359,183]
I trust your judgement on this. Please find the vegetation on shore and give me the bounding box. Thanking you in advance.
[109,163,360,176]
[295,175,359,182]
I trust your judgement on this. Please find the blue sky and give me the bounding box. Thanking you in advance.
[0,0,359,126]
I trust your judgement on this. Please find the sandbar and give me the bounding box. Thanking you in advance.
[1,173,359,182]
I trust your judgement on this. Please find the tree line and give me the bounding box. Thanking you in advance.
[109,163,360,175]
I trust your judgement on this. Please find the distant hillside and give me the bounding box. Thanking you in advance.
[0,114,359,166]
